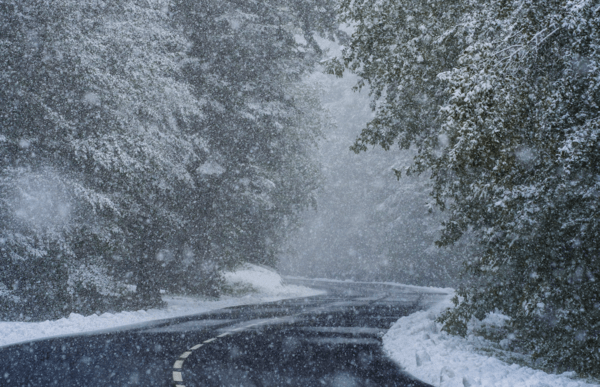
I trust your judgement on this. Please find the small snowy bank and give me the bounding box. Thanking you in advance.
[383,292,599,387]
[0,264,321,348]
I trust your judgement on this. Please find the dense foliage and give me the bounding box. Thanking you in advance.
[0,0,338,319]
[332,0,600,376]
[161,0,337,294]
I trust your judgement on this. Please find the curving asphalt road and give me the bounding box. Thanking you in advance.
[0,278,446,386]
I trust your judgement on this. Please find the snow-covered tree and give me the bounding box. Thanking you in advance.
[159,0,339,294]
[0,0,204,316]
[327,0,469,156]
[435,0,600,374]
[1,0,339,317]
[333,0,600,375]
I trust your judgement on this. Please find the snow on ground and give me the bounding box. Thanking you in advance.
[4,270,597,387]
[384,292,599,387]
[0,264,321,348]
[223,264,314,297]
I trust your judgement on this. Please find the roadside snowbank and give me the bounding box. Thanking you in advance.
[383,292,599,387]
[0,264,321,348]
[224,264,313,297]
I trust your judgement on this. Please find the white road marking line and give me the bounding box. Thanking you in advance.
[173,328,243,384]
[173,371,183,382]
[173,360,184,369]
[180,351,193,358]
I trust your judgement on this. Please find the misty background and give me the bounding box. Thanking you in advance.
[278,41,473,287]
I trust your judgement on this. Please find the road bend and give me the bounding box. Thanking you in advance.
[0,279,446,386]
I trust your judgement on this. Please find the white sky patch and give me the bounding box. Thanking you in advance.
[438,133,449,148]
[515,146,537,165]
[18,139,31,148]
[229,18,240,30]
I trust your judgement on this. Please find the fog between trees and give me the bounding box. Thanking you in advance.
[279,52,474,288]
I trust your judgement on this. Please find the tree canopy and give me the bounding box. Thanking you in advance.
[0,0,339,319]
[331,0,600,375]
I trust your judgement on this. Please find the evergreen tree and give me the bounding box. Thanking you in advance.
[333,0,600,374]
[161,0,339,294]
[0,0,204,317]
[1,0,339,317]
[436,0,600,374]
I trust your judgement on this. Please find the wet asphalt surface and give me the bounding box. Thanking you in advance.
[0,279,446,386]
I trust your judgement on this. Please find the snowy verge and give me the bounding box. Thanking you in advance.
[223,264,318,297]
[0,264,322,348]
[383,292,599,387]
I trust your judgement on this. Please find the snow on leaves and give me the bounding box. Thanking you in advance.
[336,0,600,376]
[1,0,339,318]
